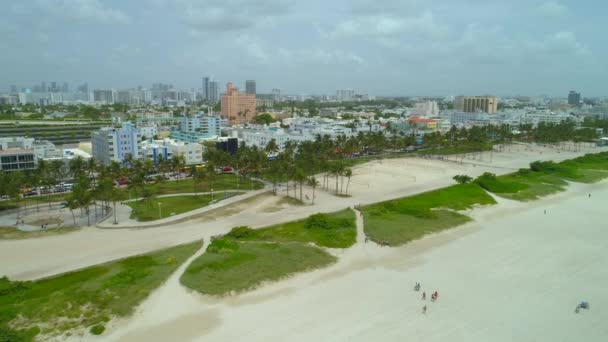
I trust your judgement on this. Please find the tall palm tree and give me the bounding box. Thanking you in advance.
[344,168,353,195]
[307,176,319,205]
[265,139,279,157]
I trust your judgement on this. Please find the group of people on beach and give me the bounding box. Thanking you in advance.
[414,282,439,314]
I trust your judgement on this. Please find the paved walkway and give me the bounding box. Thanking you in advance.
[97,187,271,229]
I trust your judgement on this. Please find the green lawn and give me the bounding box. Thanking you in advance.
[0,226,80,240]
[364,210,471,246]
[0,241,202,341]
[130,174,264,197]
[223,209,357,248]
[494,172,567,201]
[476,152,608,201]
[362,183,496,246]
[127,193,244,222]
[0,194,66,212]
[417,142,494,156]
[180,240,336,296]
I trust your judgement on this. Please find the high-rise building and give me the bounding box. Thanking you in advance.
[454,96,498,114]
[91,122,143,165]
[221,83,256,125]
[272,88,281,101]
[202,77,210,101]
[93,89,115,103]
[77,82,89,94]
[61,82,69,93]
[10,85,17,94]
[414,101,439,116]
[336,89,355,101]
[245,80,256,95]
[568,91,581,106]
[209,81,220,102]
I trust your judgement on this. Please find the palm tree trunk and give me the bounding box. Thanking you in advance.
[86,206,90,226]
[113,201,117,224]
[335,175,339,195]
[299,182,303,202]
[70,209,76,226]
[311,186,316,205]
[346,178,351,195]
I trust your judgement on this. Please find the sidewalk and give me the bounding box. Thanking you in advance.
[97,187,271,229]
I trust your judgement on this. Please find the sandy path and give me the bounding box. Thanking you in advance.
[0,144,605,281]
[104,180,608,342]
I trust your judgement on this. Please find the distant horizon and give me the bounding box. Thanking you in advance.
[1,1,606,97]
[2,82,601,100]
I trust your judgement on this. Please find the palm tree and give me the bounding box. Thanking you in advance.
[344,168,353,195]
[307,176,319,205]
[65,194,79,226]
[294,168,307,202]
[265,139,279,157]
[205,162,217,200]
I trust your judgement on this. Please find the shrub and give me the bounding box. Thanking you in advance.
[207,239,239,254]
[453,174,473,184]
[530,160,558,172]
[304,214,331,229]
[517,168,531,176]
[0,276,30,296]
[90,324,105,335]
[225,226,256,239]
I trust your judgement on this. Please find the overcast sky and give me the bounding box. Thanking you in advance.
[1,0,606,96]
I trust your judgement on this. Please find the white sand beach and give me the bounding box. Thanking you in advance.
[0,143,602,281]
[1,143,607,341]
[104,180,608,342]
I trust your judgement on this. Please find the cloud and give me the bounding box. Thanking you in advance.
[33,0,130,23]
[332,11,445,39]
[538,1,568,17]
[172,0,294,33]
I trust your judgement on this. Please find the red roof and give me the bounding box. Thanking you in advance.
[408,117,436,123]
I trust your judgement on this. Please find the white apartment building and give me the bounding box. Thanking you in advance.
[91,122,143,165]
[240,128,312,150]
[141,138,203,165]
[414,101,439,116]
[138,124,158,139]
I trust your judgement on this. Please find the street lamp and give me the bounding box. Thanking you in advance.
[158,202,162,219]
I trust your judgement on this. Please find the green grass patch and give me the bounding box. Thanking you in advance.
[362,183,495,246]
[224,209,357,249]
[417,142,494,156]
[180,240,336,296]
[0,241,202,340]
[139,174,263,196]
[364,210,471,246]
[127,193,243,222]
[0,226,80,240]
[0,194,66,212]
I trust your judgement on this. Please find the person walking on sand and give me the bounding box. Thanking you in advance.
[422,292,426,300]
[544,209,546,215]
[422,305,427,314]
[589,193,591,198]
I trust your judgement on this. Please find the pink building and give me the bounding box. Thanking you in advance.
[221,83,256,125]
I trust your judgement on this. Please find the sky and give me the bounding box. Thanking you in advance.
[1,0,606,96]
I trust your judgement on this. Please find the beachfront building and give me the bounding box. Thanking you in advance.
[408,117,439,131]
[237,127,312,150]
[221,83,256,125]
[171,113,224,143]
[454,96,498,114]
[141,138,203,166]
[414,101,439,116]
[91,122,143,165]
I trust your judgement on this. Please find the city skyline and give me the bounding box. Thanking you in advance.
[1,0,607,96]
